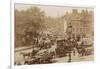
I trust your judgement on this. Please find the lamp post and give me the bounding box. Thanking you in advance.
[66,25,72,62]
[64,19,73,62]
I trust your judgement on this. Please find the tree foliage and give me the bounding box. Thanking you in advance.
[15,7,46,47]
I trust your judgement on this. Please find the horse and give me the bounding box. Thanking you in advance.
[20,52,31,59]
[47,43,57,58]
[75,41,85,56]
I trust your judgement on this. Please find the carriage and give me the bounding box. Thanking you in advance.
[55,39,68,57]
[24,48,54,64]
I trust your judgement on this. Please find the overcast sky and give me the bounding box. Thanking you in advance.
[15,3,93,17]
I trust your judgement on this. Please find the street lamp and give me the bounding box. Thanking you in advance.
[66,25,72,62]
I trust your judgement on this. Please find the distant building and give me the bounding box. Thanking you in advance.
[64,9,93,39]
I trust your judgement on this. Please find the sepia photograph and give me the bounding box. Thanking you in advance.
[14,3,94,66]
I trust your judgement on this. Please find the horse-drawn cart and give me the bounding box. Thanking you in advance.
[24,48,54,64]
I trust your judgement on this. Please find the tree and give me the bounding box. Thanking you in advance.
[15,6,46,47]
